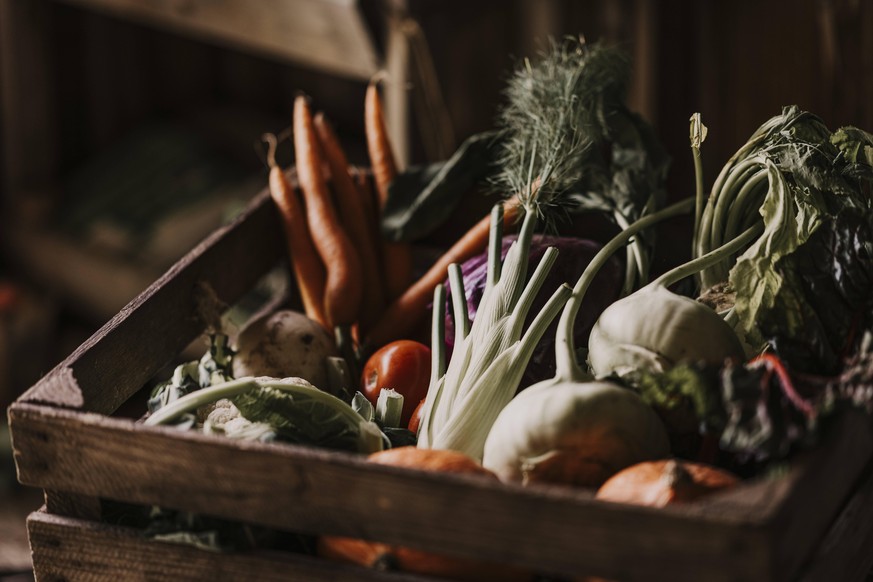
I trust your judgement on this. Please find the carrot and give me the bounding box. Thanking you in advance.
[365,79,413,301]
[293,96,363,330]
[263,134,329,328]
[313,112,386,334]
[352,168,383,267]
[364,197,520,350]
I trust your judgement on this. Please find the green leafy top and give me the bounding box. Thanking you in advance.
[232,385,380,453]
[700,107,873,358]
[493,38,631,218]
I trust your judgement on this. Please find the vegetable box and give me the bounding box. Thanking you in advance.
[9,178,873,582]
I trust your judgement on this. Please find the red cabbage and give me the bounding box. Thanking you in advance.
[443,234,623,389]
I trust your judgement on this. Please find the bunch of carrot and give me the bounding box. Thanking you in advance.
[267,80,517,361]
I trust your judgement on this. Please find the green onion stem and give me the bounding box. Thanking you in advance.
[507,246,560,341]
[430,284,447,383]
[486,204,505,290]
[505,209,539,309]
[649,223,764,290]
[613,210,646,296]
[722,169,768,247]
[376,389,404,428]
[449,264,469,344]
[555,197,695,383]
[707,160,760,253]
[692,138,705,264]
[516,283,572,364]
[145,377,365,428]
[723,307,739,327]
[698,157,757,260]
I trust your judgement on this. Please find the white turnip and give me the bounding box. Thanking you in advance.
[232,309,338,389]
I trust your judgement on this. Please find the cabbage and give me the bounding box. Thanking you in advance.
[443,234,622,388]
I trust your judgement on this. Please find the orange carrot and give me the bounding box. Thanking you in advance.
[314,113,386,334]
[364,197,520,350]
[294,96,363,329]
[365,79,413,301]
[352,168,383,268]
[264,134,329,328]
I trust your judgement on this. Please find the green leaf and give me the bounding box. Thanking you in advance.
[756,207,873,373]
[382,130,504,242]
[831,126,873,166]
[232,386,379,453]
[730,158,823,348]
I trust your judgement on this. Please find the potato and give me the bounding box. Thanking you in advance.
[232,309,338,388]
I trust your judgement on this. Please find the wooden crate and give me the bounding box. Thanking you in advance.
[8,181,873,582]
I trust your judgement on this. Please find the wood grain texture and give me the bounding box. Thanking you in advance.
[44,490,101,521]
[27,508,432,582]
[10,403,772,582]
[51,0,379,80]
[16,190,283,415]
[769,410,873,582]
[800,462,873,582]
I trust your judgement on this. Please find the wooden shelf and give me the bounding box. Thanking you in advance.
[51,0,379,80]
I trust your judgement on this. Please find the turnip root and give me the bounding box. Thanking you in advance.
[588,285,746,378]
[232,309,338,389]
[482,381,669,487]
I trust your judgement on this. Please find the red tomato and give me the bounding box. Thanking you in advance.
[361,340,431,427]
[407,399,425,434]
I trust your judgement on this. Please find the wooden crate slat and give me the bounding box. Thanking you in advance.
[9,402,773,582]
[17,190,283,415]
[27,508,433,582]
[44,490,102,521]
[52,0,380,80]
[769,410,873,581]
[799,462,873,582]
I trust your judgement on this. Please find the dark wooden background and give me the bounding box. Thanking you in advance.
[3,0,872,203]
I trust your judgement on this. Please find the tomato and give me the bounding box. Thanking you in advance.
[407,398,425,434]
[361,340,431,427]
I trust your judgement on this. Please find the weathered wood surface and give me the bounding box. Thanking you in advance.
[44,490,101,521]
[27,508,433,582]
[16,190,283,415]
[10,402,775,582]
[23,458,873,582]
[768,410,873,581]
[51,0,379,80]
[799,462,873,582]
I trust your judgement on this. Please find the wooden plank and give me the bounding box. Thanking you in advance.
[16,189,284,415]
[27,508,432,582]
[52,0,380,80]
[799,463,873,582]
[384,4,411,170]
[9,402,772,582]
[768,410,873,582]
[44,490,102,521]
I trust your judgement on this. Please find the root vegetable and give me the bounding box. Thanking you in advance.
[596,459,740,506]
[232,309,338,389]
[483,381,669,487]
